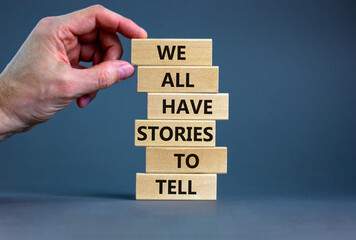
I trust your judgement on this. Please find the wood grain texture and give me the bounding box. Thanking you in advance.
[146,147,227,174]
[135,120,216,147]
[131,39,212,66]
[137,66,219,93]
[147,93,229,120]
[136,173,217,200]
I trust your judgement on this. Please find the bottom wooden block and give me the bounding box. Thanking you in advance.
[136,173,217,200]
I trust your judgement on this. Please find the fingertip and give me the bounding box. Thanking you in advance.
[118,62,135,80]
[77,96,90,108]
[139,27,148,39]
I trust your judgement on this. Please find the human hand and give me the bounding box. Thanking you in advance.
[0,5,147,141]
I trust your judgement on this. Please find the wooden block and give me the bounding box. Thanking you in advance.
[131,39,212,66]
[146,147,227,174]
[136,173,217,200]
[147,93,229,120]
[135,120,215,147]
[137,66,219,93]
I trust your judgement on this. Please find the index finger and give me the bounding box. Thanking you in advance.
[64,5,147,39]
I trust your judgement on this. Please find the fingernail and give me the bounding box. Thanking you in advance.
[82,96,91,107]
[119,64,135,80]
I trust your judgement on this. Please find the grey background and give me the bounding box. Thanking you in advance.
[1,0,356,198]
[1,1,356,239]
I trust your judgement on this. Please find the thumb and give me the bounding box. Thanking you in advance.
[71,60,135,96]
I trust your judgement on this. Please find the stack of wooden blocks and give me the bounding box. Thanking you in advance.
[132,39,229,200]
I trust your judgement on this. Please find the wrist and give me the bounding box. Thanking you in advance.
[0,73,19,142]
[0,72,37,142]
[0,106,15,142]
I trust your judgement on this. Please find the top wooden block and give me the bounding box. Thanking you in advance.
[131,39,212,66]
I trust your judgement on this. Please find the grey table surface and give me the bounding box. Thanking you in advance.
[0,193,355,240]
